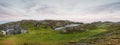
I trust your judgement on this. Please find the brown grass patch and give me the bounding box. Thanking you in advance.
[0,39,15,45]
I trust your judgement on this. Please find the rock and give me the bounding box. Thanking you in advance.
[0,25,27,35]
[54,24,86,33]
[68,40,88,45]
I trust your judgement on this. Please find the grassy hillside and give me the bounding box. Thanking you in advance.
[0,28,107,45]
[0,20,120,45]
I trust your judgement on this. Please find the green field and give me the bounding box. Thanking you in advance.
[0,28,107,45]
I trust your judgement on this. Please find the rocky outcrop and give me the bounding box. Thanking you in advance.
[0,20,84,34]
[55,24,86,33]
[34,20,82,29]
[0,25,27,35]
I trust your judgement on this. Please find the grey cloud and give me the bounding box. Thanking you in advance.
[86,2,120,14]
[0,0,120,23]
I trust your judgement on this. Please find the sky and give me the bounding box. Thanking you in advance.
[0,0,120,23]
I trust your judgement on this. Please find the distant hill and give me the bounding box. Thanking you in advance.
[0,20,83,30]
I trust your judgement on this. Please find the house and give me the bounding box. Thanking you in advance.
[0,25,27,35]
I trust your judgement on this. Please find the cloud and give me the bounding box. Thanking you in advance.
[0,0,120,23]
[86,2,120,14]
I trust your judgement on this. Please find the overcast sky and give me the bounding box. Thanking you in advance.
[0,0,120,23]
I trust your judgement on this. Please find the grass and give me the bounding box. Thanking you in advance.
[0,27,108,45]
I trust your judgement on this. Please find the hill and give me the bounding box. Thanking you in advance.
[0,20,120,45]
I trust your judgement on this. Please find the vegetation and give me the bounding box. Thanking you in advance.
[0,20,120,45]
